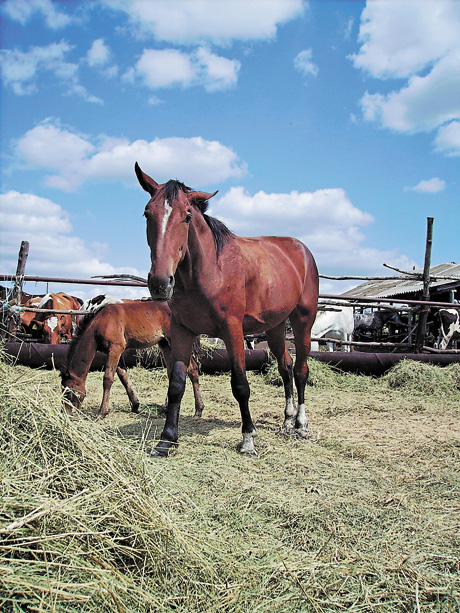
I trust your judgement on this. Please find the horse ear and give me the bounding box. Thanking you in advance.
[135,162,159,197]
[190,190,218,204]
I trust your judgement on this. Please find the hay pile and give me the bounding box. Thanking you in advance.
[1,349,459,611]
[0,353,221,611]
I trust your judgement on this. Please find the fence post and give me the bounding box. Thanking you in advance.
[5,241,30,338]
[415,218,433,352]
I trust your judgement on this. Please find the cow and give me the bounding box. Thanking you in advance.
[78,294,126,324]
[20,292,83,344]
[311,305,354,352]
[353,309,406,344]
[435,308,460,350]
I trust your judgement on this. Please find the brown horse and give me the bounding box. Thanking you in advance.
[60,300,204,417]
[135,163,319,456]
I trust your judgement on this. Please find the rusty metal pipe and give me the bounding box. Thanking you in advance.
[4,342,460,376]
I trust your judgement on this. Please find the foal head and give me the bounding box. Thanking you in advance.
[60,366,86,413]
[135,162,218,301]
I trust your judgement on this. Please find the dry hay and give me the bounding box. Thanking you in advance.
[1,348,459,612]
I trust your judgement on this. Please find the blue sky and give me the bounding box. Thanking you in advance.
[1,0,459,301]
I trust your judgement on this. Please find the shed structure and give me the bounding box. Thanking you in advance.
[341,263,460,304]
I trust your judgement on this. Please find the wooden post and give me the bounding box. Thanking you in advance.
[11,241,30,304]
[415,218,433,352]
[6,241,30,338]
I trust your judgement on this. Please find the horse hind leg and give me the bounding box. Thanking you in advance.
[265,322,296,433]
[223,322,256,455]
[187,354,204,418]
[116,366,140,413]
[100,347,123,417]
[289,306,317,436]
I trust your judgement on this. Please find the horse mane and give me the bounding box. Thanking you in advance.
[67,312,96,364]
[164,179,234,258]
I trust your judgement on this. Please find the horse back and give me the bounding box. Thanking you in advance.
[227,235,318,332]
[93,301,171,348]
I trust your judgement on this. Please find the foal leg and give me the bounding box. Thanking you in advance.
[187,355,204,418]
[116,366,140,413]
[100,347,123,417]
[265,322,296,433]
[223,321,256,455]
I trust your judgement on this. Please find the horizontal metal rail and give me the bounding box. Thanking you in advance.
[2,275,459,310]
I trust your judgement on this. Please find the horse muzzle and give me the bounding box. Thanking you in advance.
[148,273,175,302]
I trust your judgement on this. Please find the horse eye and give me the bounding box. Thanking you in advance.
[185,213,192,223]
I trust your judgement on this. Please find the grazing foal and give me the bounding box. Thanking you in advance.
[60,300,203,417]
[136,163,318,456]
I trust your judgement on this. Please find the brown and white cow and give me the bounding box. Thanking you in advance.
[20,292,83,344]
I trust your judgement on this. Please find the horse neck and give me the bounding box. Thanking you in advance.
[67,325,98,382]
[178,217,219,288]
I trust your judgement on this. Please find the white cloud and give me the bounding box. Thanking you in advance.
[0,190,147,300]
[130,48,195,88]
[87,39,111,67]
[2,0,72,29]
[12,120,247,190]
[211,186,414,273]
[0,42,103,103]
[352,0,460,155]
[125,47,240,91]
[195,47,240,91]
[294,49,319,78]
[405,178,446,194]
[435,120,460,156]
[101,0,304,45]
[360,50,460,134]
[0,41,73,95]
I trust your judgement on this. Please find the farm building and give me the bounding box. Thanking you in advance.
[338,263,460,349]
[341,262,460,303]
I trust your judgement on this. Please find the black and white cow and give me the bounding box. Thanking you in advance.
[353,309,406,343]
[436,308,460,350]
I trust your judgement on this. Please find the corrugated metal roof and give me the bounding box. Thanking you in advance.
[341,262,460,298]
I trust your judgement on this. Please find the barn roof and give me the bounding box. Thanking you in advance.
[341,262,460,299]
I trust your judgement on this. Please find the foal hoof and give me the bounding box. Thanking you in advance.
[151,439,178,458]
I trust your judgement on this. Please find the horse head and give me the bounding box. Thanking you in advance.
[135,162,217,301]
[60,365,86,413]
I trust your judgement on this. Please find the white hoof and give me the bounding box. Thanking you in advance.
[240,432,257,455]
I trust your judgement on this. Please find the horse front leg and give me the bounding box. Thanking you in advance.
[224,323,256,455]
[154,323,195,457]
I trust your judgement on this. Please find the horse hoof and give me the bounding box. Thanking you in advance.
[192,410,203,419]
[151,440,177,457]
[294,429,311,439]
[131,405,140,413]
[239,446,258,456]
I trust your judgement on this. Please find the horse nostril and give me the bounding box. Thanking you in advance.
[168,276,174,287]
